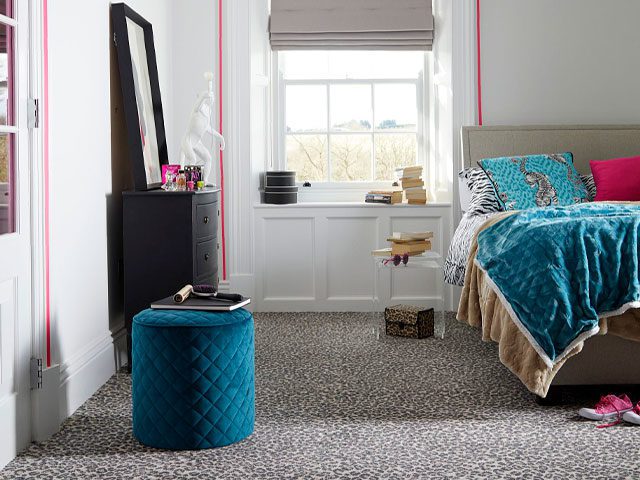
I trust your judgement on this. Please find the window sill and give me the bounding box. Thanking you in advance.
[254,201,452,209]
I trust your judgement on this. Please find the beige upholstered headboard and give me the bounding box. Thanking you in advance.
[461,125,640,174]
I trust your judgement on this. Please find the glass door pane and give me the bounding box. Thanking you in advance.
[0,11,14,235]
[0,0,13,18]
[0,22,15,126]
[0,132,13,234]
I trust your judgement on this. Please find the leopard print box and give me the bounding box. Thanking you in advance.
[384,305,434,339]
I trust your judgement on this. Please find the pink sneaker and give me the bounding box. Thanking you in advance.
[623,402,640,425]
[578,394,633,427]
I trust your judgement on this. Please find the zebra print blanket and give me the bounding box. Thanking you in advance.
[444,213,498,286]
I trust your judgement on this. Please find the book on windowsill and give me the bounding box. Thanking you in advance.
[407,199,428,205]
[395,166,423,179]
[404,185,427,195]
[400,178,425,189]
[365,190,402,204]
[365,195,393,204]
[405,194,427,202]
[391,240,432,255]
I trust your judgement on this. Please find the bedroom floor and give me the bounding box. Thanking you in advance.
[2,313,639,480]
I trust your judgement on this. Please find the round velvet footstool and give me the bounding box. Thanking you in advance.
[131,308,255,450]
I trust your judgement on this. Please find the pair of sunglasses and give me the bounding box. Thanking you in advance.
[383,253,409,266]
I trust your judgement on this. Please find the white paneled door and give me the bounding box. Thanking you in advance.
[0,0,33,468]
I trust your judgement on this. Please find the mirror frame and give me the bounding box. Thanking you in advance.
[112,3,168,190]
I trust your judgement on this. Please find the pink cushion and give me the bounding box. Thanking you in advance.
[590,156,640,201]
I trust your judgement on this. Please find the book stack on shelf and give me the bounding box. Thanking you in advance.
[365,190,403,205]
[395,166,428,204]
[371,231,434,257]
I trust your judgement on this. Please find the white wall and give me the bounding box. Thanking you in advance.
[170,0,217,164]
[480,0,640,125]
[48,0,174,419]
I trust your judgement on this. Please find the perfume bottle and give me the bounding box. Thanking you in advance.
[163,170,175,191]
[176,170,187,191]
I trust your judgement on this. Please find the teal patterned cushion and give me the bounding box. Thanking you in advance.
[478,153,589,210]
[132,308,255,450]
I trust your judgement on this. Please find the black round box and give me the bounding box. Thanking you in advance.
[263,190,298,204]
[265,171,296,187]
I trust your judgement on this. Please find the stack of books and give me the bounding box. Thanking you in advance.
[365,190,403,205]
[395,166,428,204]
[371,231,434,256]
[388,231,433,255]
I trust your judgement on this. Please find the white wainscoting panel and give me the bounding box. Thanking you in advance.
[326,217,377,300]
[260,217,315,300]
[254,203,452,311]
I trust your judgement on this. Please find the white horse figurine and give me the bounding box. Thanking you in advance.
[179,72,225,185]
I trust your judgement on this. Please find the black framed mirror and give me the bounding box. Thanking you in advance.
[112,3,168,190]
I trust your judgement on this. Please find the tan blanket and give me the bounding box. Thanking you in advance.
[457,211,640,397]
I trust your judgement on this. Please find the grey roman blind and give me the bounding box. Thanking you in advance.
[270,0,434,51]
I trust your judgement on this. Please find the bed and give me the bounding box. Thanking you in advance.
[452,125,640,399]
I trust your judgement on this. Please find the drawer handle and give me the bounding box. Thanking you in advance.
[204,253,210,261]
[203,216,210,224]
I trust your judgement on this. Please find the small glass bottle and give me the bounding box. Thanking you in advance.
[176,170,187,191]
[163,170,175,191]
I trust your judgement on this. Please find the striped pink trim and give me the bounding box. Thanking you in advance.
[218,0,227,281]
[476,0,483,125]
[43,0,51,367]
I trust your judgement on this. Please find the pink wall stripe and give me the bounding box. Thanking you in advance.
[476,0,483,126]
[218,0,227,281]
[43,0,51,367]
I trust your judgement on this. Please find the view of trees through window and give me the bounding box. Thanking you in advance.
[0,41,8,184]
[0,136,8,183]
[281,51,424,183]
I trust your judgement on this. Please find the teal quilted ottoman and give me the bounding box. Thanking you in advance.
[132,308,255,450]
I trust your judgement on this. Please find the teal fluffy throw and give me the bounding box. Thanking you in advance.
[475,203,640,367]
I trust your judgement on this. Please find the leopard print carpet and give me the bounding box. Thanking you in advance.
[2,313,639,479]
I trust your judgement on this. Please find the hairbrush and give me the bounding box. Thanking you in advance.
[192,284,243,303]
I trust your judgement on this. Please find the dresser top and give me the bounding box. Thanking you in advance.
[123,186,221,197]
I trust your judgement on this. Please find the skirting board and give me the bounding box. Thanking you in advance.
[58,331,118,420]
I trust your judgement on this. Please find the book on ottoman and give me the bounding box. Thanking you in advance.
[151,296,251,311]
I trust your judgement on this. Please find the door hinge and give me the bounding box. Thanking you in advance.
[31,357,43,390]
[27,98,39,129]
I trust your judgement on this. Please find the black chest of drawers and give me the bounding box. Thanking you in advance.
[123,187,220,368]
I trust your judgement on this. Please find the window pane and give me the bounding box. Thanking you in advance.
[375,133,417,181]
[375,84,417,131]
[286,134,328,182]
[0,1,13,18]
[0,23,14,126]
[330,85,372,132]
[0,133,14,235]
[330,135,372,181]
[286,85,327,132]
[281,51,424,80]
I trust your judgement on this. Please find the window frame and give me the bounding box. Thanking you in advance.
[271,51,432,196]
